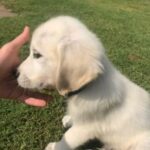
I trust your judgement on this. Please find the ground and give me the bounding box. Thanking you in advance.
[0,4,16,18]
[0,0,149,150]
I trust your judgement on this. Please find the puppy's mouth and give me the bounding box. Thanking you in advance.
[31,85,55,95]
[18,78,54,93]
[39,83,55,91]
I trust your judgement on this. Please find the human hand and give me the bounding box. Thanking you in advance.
[0,26,52,107]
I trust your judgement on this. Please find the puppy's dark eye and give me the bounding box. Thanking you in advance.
[33,52,42,59]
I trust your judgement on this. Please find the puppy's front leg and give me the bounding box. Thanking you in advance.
[62,115,72,128]
[45,125,94,150]
[134,139,150,150]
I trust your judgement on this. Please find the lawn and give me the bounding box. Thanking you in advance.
[0,0,150,150]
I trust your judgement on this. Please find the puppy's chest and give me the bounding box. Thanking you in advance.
[67,99,131,149]
[67,97,105,123]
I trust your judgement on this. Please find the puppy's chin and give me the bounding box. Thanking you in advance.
[18,78,54,93]
[17,78,31,89]
[18,76,40,90]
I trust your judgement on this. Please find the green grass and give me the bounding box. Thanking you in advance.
[0,0,149,149]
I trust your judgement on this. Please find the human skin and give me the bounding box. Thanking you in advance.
[0,26,52,107]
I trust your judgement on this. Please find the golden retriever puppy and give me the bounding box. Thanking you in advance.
[17,16,150,150]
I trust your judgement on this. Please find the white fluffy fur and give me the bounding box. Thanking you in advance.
[18,16,150,150]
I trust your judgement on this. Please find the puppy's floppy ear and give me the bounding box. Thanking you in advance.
[56,38,104,96]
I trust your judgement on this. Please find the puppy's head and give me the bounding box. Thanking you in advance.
[18,16,104,96]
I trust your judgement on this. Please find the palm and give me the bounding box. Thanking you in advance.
[0,27,51,107]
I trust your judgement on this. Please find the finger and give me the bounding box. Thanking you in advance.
[17,90,52,107]
[6,83,52,107]
[21,90,52,102]
[25,98,47,107]
[9,26,30,51]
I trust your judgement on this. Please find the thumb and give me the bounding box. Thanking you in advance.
[9,26,30,51]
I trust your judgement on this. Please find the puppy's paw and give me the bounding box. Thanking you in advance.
[62,115,72,128]
[45,142,56,150]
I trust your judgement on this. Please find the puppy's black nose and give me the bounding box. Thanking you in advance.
[12,69,20,78]
[16,71,20,78]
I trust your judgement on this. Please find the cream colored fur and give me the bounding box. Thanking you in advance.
[18,16,150,150]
